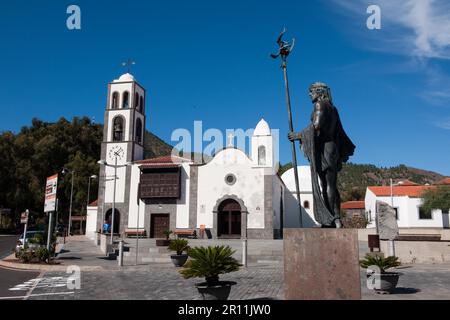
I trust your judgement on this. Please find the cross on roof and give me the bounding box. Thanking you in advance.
[122,58,136,73]
[227,133,234,147]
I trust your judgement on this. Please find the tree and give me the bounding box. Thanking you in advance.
[421,186,450,214]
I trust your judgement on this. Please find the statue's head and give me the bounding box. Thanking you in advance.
[309,82,332,103]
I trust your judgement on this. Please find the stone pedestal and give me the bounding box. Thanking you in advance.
[284,228,361,300]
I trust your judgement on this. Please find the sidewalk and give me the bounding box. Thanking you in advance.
[0,236,106,271]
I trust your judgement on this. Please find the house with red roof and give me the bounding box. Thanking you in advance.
[365,179,450,229]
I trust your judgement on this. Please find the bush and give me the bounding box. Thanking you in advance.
[16,247,51,264]
[360,254,400,273]
[163,230,173,240]
[35,247,50,263]
[168,239,189,255]
[180,245,241,285]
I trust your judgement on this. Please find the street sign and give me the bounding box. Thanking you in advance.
[20,210,29,224]
[44,174,58,213]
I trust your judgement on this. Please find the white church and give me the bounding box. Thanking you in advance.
[86,73,317,240]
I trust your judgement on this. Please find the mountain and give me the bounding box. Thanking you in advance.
[278,162,446,202]
[143,131,173,159]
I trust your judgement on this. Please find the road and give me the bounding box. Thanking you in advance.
[0,235,18,259]
[0,234,41,300]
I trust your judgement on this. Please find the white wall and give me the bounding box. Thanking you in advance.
[86,206,98,239]
[281,166,318,228]
[196,148,266,229]
[176,163,191,228]
[127,164,145,229]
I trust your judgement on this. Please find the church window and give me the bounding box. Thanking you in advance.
[134,92,139,109]
[258,145,266,165]
[112,116,124,141]
[135,118,143,144]
[111,92,119,109]
[122,91,130,108]
[225,173,236,186]
[303,201,310,209]
[140,96,144,112]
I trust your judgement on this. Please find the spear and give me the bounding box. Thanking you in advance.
[271,28,303,228]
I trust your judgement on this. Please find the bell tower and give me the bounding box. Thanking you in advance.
[97,72,146,234]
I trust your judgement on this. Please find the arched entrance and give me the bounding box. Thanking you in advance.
[105,208,120,234]
[217,199,242,238]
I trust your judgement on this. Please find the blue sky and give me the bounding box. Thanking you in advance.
[1,0,449,175]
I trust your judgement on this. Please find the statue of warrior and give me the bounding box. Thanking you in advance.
[288,82,355,228]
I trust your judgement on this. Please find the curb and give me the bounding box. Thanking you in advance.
[0,254,103,272]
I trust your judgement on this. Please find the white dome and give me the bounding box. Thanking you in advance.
[253,118,271,136]
[281,166,312,192]
[114,73,135,82]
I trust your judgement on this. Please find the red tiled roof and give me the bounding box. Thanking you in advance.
[135,155,192,168]
[341,201,365,210]
[368,185,436,198]
[396,180,419,186]
[436,177,450,185]
[88,199,98,207]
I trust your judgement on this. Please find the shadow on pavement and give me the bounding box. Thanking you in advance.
[390,287,420,294]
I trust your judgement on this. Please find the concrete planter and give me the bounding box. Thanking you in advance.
[156,239,171,246]
[170,254,188,267]
[367,272,400,294]
[195,281,237,300]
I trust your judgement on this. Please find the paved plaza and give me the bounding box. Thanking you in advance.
[2,236,450,300]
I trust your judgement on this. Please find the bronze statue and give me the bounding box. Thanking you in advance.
[288,82,355,228]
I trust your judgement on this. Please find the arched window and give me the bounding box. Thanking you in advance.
[258,145,266,165]
[135,118,142,144]
[122,91,130,109]
[140,96,144,112]
[111,92,119,109]
[112,116,124,141]
[134,92,139,109]
[303,201,310,209]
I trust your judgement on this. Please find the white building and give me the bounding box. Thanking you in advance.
[280,166,318,228]
[365,180,450,229]
[86,73,303,239]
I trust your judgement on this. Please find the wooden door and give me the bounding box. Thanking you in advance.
[150,214,170,238]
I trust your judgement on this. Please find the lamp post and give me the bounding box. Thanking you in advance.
[98,157,132,246]
[62,168,75,236]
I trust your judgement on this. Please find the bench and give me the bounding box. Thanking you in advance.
[174,229,197,239]
[124,228,146,238]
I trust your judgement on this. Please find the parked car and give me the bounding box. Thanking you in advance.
[16,231,45,251]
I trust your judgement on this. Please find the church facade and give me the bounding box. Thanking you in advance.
[90,73,311,240]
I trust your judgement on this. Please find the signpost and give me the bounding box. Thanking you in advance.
[44,174,58,251]
[21,210,29,247]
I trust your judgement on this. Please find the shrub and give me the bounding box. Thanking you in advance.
[180,245,241,285]
[168,239,189,255]
[163,230,173,240]
[35,247,50,263]
[360,254,400,273]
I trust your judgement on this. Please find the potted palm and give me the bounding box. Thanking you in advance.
[180,245,240,300]
[168,239,189,267]
[156,230,172,247]
[360,254,401,294]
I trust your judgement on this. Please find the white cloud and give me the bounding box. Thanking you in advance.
[331,0,450,59]
[434,118,450,130]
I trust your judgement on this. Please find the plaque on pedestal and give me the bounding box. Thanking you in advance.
[284,228,361,300]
